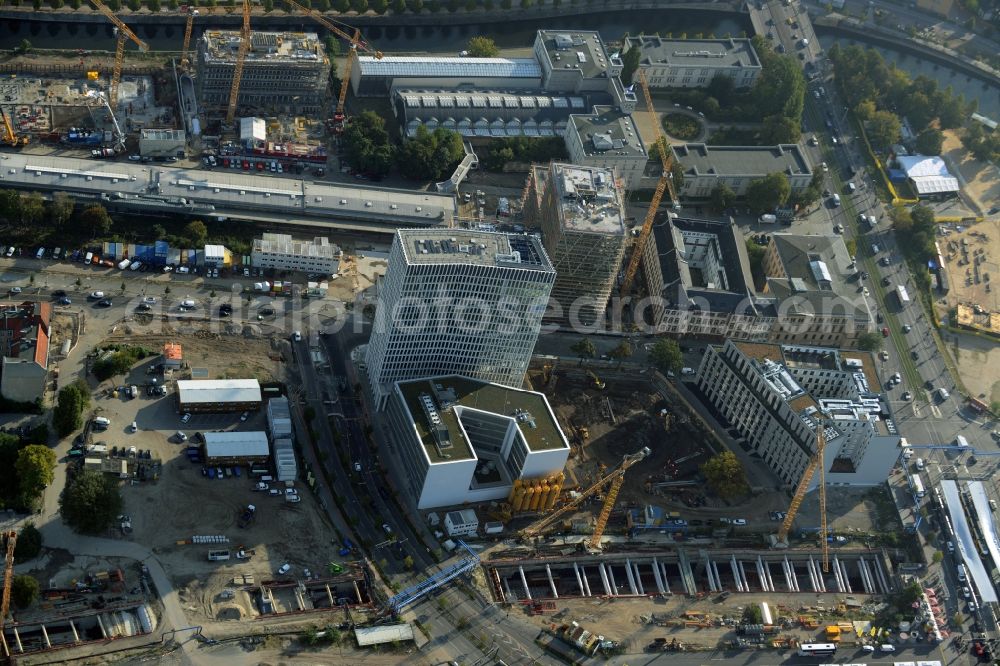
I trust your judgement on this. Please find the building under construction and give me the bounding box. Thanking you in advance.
[196,31,329,115]
[523,162,627,327]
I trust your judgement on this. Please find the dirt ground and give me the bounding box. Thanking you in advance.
[83,329,344,626]
[938,218,1000,314]
[941,129,1000,216]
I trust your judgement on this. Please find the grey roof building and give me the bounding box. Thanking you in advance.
[565,106,648,189]
[623,36,762,89]
[672,143,814,197]
[352,56,543,97]
[640,215,763,338]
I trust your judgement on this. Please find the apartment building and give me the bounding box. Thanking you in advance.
[383,374,569,509]
[0,301,50,403]
[522,163,627,327]
[197,31,328,114]
[565,107,648,190]
[671,143,814,198]
[365,229,555,408]
[622,36,762,89]
[695,340,899,489]
[251,233,341,275]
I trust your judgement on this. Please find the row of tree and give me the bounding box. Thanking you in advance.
[0,432,57,512]
[53,380,91,438]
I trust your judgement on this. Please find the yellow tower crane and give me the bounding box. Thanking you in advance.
[180,6,198,69]
[1,108,28,147]
[225,0,253,125]
[283,0,383,131]
[775,426,829,571]
[619,69,678,296]
[1,530,17,657]
[88,0,149,107]
[519,447,650,550]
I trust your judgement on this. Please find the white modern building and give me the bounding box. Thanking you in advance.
[383,374,570,510]
[273,437,296,482]
[366,229,555,408]
[694,340,899,489]
[266,396,293,439]
[622,36,762,89]
[251,233,341,275]
[203,244,230,268]
[444,509,479,537]
[176,379,262,413]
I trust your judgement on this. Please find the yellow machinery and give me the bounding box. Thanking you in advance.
[587,371,605,390]
[1,530,16,656]
[180,6,198,69]
[619,69,677,296]
[283,0,383,131]
[88,0,149,107]
[0,108,27,147]
[519,447,650,549]
[225,0,252,125]
[776,426,829,571]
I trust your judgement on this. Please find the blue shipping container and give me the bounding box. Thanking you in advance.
[154,241,170,257]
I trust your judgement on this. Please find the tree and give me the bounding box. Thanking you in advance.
[856,331,882,352]
[742,604,763,624]
[649,338,682,375]
[18,39,32,54]
[390,0,404,10]
[570,338,596,364]
[53,380,90,437]
[915,127,944,156]
[608,341,633,368]
[932,550,944,563]
[707,73,736,104]
[953,611,965,627]
[184,219,208,246]
[11,575,39,609]
[15,445,56,506]
[397,125,464,180]
[60,469,123,534]
[403,555,414,569]
[745,172,790,213]
[465,36,499,58]
[761,114,800,144]
[80,204,112,236]
[13,523,42,563]
[351,0,368,9]
[620,45,641,87]
[48,192,75,228]
[700,451,749,500]
[710,183,736,211]
[148,0,160,11]
[370,0,386,11]
[262,0,273,10]
[867,110,902,148]
[854,99,876,121]
[342,110,395,177]
[19,192,45,226]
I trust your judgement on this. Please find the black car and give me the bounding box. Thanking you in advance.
[52,289,67,299]
[925,380,935,390]
[876,312,884,323]
[218,304,233,317]
[911,350,919,360]
[96,298,112,307]
[882,277,891,286]
[135,303,151,312]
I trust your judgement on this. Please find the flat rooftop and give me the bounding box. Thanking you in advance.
[140,129,185,140]
[357,56,541,79]
[177,379,261,404]
[398,229,553,272]
[397,375,566,465]
[625,36,761,69]
[253,233,340,259]
[202,31,326,65]
[672,143,812,177]
[570,107,646,159]
[0,153,455,226]
[537,30,613,80]
[549,163,625,235]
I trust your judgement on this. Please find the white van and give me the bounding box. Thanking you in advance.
[937,387,950,400]
[879,644,896,653]
[130,421,138,433]
[915,458,925,471]
[681,367,695,376]
[36,248,45,259]
[93,416,111,428]
[832,194,841,207]
[957,563,968,581]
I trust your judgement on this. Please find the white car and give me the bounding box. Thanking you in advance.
[8,287,21,295]
[89,291,105,300]
[254,482,270,491]
[181,413,192,424]
[354,462,362,472]
[240,411,250,422]
[277,563,291,575]
[286,495,301,503]
[293,331,302,342]
[382,523,393,534]
[821,162,828,172]
[731,519,748,526]
[143,296,157,304]
[268,488,280,496]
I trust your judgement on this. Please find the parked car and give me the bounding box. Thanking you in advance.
[277,563,291,575]
[181,413,192,424]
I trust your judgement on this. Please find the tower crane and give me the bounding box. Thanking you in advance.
[225,0,253,125]
[180,6,199,69]
[283,0,383,132]
[520,447,650,550]
[775,426,829,571]
[88,0,149,107]
[1,530,17,655]
[619,69,678,296]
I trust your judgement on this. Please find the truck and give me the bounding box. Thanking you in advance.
[91,147,115,158]
[896,284,910,306]
[237,504,256,528]
[911,474,925,498]
[208,549,231,561]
